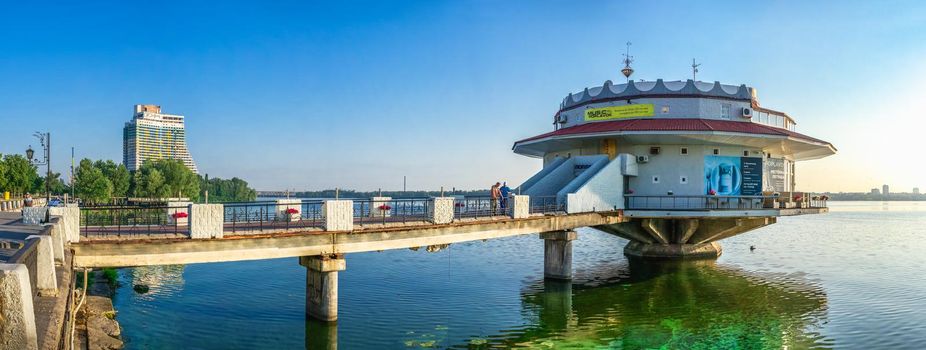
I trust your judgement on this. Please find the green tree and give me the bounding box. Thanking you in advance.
[34,172,68,195]
[3,154,39,196]
[0,154,8,193]
[93,160,130,197]
[200,176,257,202]
[74,159,113,204]
[155,159,199,201]
[133,166,166,198]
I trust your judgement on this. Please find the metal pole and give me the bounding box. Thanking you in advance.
[70,146,75,201]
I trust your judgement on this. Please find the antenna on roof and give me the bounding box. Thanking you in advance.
[691,58,701,81]
[621,42,634,81]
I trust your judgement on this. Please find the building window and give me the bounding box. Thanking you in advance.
[650,147,661,155]
[721,104,732,119]
[680,147,689,155]
[743,150,750,157]
[713,149,720,155]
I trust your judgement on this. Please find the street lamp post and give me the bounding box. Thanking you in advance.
[26,132,51,222]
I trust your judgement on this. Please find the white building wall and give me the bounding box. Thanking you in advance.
[626,145,766,196]
[565,157,625,213]
[557,97,753,129]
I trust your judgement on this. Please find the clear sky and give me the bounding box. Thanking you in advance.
[1,1,924,192]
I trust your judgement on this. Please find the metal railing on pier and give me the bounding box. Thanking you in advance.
[224,200,325,234]
[354,198,431,227]
[529,195,565,215]
[79,205,188,238]
[453,196,506,219]
[625,195,769,211]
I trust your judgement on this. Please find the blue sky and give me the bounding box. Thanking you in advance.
[1,1,924,192]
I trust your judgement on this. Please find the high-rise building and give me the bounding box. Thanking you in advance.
[123,104,199,173]
[882,184,890,196]
[915,188,921,195]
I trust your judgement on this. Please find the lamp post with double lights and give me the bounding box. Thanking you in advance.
[26,132,51,222]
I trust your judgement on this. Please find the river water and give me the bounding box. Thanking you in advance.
[110,201,926,349]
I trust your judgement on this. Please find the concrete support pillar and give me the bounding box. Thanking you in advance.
[276,199,302,222]
[49,206,80,243]
[540,230,576,280]
[429,197,454,224]
[0,264,39,350]
[189,204,224,239]
[300,255,347,322]
[510,195,530,219]
[323,200,353,231]
[24,236,58,296]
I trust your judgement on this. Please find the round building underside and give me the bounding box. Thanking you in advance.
[623,241,722,260]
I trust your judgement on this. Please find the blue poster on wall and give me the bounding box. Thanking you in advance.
[704,156,742,195]
[740,157,763,196]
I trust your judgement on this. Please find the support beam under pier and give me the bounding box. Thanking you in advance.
[300,255,346,322]
[541,230,576,280]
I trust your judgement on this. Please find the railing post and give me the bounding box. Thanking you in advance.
[167,201,192,226]
[24,235,57,296]
[370,196,391,218]
[322,200,353,231]
[189,204,224,239]
[276,199,301,224]
[49,206,79,244]
[510,195,530,218]
[429,197,454,224]
[0,264,38,350]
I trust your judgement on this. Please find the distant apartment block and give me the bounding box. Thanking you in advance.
[123,104,199,173]
[871,188,880,195]
[915,188,921,195]
[882,184,890,196]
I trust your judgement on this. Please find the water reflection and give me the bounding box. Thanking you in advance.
[451,260,830,349]
[305,319,337,350]
[127,265,186,300]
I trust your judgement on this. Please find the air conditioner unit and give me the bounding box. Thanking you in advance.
[636,155,650,163]
[741,107,752,118]
[556,115,568,124]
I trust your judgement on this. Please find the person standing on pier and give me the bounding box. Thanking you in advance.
[500,182,511,212]
[491,182,502,214]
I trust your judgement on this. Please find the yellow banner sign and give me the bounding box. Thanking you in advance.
[584,104,654,121]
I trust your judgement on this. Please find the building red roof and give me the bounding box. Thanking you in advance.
[514,118,831,145]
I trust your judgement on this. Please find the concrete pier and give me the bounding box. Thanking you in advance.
[300,255,346,322]
[541,230,576,280]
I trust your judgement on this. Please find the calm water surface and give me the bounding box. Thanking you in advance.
[111,201,926,349]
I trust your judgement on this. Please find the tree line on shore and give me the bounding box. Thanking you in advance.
[0,154,256,204]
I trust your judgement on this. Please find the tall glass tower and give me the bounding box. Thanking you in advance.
[123,104,199,174]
